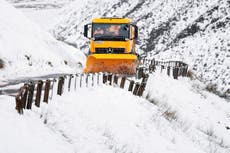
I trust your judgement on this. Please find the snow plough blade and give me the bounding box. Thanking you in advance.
[84,54,138,75]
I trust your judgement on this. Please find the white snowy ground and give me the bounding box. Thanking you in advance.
[0,95,74,153]
[1,73,230,153]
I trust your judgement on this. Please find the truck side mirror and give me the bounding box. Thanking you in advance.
[84,24,88,38]
[130,24,138,40]
[134,25,138,39]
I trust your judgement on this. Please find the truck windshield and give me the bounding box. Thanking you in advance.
[92,23,129,40]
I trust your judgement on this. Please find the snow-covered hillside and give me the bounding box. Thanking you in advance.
[1,73,229,153]
[7,0,75,30]
[0,0,85,80]
[53,0,230,98]
[146,73,230,153]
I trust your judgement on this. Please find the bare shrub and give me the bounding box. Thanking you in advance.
[206,84,218,93]
[0,59,4,69]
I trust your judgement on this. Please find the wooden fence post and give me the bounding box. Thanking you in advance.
[176,67,179,79]
[68,74,73,91]
[113,75,118,85]
[57,77,64,95]
[179,67,183,76]
[133,83,140,96]
[128,80,135,92]
[16,97,23,114]
[173,67,178,79]
[108,74,112,85]
[183,66,188,77]
[21,85,28,109]
[161,65,164,73]
[91,74,94,87]
[149,59,155,73]
[141,74,149,85]
[26,82,35,109]
[85,74,89,87]
[35,80,43,107]
[74,74,78,90]
[137,67,144,79]
[43,80,51,103]
[103,73,108,84]
[97,73,100,85]
[15,87,25,114]
[120,76,126,89]
[80,74,83,87]
[167,66,170,76]
[50,79,56,100]
[137,83,145,97]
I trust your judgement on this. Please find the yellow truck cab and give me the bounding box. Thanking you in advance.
[83,18,138,74]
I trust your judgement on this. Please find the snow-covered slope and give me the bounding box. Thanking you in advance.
[0,0,85,80]
[0,95,74,153]
[39,86,205,153]
[53,0,229,97]
[6,0,75,31]
[1,72,229,153]
[146,73,230,153]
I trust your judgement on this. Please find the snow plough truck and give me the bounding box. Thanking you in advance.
[83,18,139,75]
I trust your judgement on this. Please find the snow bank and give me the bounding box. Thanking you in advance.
[145,73,230,153]
[0,95,74,153]
[0,0,85,80]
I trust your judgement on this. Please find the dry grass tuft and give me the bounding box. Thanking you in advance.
[163,109,177,121]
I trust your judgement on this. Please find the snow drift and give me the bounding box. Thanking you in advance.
[0,0,85,80]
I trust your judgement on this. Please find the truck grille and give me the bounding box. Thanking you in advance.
[95,48,125,54]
